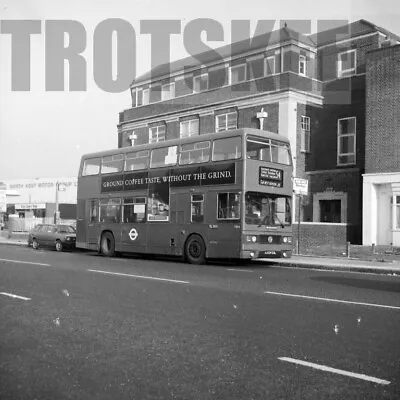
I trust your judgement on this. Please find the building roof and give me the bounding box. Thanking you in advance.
[134,26,315,84]
[310,19,400,47]
[133,19,400,86]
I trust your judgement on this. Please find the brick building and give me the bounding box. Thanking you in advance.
[363,44,400,246]
[118,19,400,247]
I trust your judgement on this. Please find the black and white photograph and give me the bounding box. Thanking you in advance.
[0,0,400,398]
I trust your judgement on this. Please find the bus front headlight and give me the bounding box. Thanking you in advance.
[246,235,257,243]
[283,236,288,243]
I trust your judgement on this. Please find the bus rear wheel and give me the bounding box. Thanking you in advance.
[185,234,206,265]
[100,232,115,257]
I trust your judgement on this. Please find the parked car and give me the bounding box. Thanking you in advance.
[28,224,76,251]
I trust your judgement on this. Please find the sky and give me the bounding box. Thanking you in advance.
[0,0,399,180]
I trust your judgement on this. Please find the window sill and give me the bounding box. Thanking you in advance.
[337,71,356,79]
[336,163,356,167]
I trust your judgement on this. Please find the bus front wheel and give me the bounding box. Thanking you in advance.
[185,234,206,265]
[100,232,115,257]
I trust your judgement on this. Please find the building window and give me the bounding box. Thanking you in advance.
[215,112,237,133]
[338,49,356,77]
[149,125,166,144]
[130,88,136,107]
[299,55,306,76]
[229,64,246,84]
[265,56,275,76]
[191,194,204,223]
[161,83,175,101]
[142,88,150,105]
[320,200,341,223]
[193,74,208,93]
[337,117,356,165]
[217,192,240,220]
[180,119,199,138]
[136,88,143,106]
[300,116,311,153]
[394,196,400,229]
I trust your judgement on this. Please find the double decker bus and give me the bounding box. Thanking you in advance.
[76,128,293,264]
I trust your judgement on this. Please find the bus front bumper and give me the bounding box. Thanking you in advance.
[240,249,292,259]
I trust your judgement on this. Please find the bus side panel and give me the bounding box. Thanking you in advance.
[120,223,147,253]
[146,223,179,255]
[206,225,241,258]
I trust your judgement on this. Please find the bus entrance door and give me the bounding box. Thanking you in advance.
[146,192,182,256]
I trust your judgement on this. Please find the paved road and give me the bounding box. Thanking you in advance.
[1,245,399,399]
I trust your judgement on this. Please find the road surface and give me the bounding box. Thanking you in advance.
[1,245,399,399]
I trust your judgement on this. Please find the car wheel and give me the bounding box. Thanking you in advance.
[55,240,63,252]
[100,232,115,257]
[184,234,206,265]
[32,239,39,250]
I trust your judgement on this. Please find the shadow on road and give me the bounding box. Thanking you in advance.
[310,276,400,293]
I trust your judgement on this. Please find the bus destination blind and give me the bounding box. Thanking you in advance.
[258,166,283,188]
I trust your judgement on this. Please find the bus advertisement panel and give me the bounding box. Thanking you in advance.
[76,128,293,264]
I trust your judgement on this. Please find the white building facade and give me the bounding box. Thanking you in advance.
[1,177,77,214]
[362,173,400,246]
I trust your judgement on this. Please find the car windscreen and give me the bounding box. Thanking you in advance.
[57,225,76,233]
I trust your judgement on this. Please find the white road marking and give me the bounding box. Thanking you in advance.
[0,292,31,301]
[265,291,400,310]
[88,269,190,284]
[0,258,51,267]
[226,268,253,272]
[278,357,391,385]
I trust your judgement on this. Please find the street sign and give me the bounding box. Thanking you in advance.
[293,178,309,195]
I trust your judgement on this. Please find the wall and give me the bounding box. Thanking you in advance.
[365,44,400,173]
[293,222,353,253]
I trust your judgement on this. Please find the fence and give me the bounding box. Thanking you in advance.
[6,217,77,232]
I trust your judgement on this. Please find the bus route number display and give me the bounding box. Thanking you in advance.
[259,167,283,187]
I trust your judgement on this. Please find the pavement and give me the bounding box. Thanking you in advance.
[1,230,400,275]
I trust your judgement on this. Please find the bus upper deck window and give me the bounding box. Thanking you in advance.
[179,141,210,165]
[212,137,242,161]
[150,146,178,168]
[101,154,124,174]
[246,138,271,162]
[270,140,291,165]
[125,150,149,171]
[82,158,101,176]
